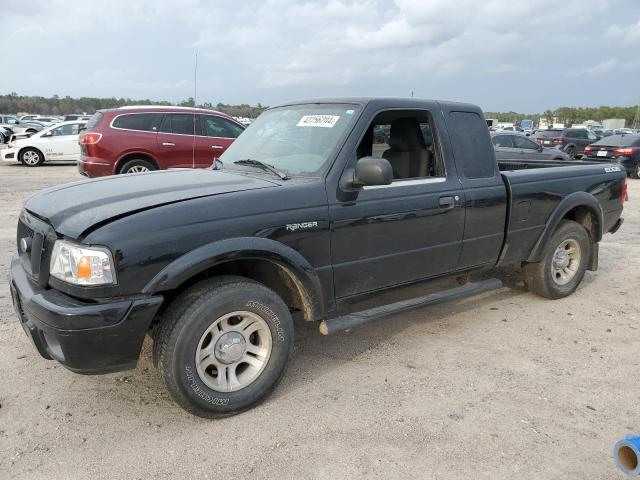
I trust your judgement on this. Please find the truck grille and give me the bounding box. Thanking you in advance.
[17,211,55,287]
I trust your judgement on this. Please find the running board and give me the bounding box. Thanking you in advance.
[319,278,503,336]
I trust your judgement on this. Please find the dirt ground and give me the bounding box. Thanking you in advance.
[0,162,638,480]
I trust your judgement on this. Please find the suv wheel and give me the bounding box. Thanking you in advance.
[19,148,44,167]
[119,158,157,174]
[154,276,294,417]
[523,220,591,299]
[565,146,577,159]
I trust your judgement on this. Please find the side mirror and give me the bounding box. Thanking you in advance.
[353,157,393,187]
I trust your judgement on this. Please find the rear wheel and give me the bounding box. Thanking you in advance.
[524,220,591,299]
[19,148,44,167]
[154,276,294,418]
[119,158,156,174]
[631,164,640,179]
[565,146,577,159]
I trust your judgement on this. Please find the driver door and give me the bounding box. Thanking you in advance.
[45,123,79,160]
[329,109,465,298]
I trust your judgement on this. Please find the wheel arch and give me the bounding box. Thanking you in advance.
[115,152,158,173]
[527,192,603,263]
[143,237,325,322]
[18,145,45,162]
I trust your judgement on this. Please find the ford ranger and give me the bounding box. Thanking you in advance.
[10,98,626,417]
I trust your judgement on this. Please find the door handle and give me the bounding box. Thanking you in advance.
[162,142,175,147]
[439,196,456,209]
[211,145,224,150]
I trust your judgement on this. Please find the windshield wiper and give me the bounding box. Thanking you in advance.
[233,159,289,180]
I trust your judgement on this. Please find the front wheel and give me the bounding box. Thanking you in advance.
[523,220,591,299]
[19,148,44,167]
[154,276,294,418]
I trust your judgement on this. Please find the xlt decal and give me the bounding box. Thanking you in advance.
[604,165,621,173]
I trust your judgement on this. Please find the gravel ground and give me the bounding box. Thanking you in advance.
[0,162,638,479]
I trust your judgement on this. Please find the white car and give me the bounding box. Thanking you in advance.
[1,120,85,166]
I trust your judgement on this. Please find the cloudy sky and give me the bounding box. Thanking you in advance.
[3,0,640,112]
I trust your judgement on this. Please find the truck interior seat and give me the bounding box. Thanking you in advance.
[382,118,431,179]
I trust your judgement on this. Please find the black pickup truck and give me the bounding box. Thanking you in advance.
[10,98,626,417]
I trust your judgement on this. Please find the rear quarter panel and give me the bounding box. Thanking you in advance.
[499,164,625,265]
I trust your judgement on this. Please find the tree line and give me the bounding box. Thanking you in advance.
[1,92,638,125]
[484,105,639,127]
[0,92,268,119]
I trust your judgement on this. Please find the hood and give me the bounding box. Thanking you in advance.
[25,169,278,238]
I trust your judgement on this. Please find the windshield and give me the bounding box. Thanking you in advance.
[221,103,360,176]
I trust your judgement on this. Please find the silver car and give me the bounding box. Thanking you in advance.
[491,132,571,161]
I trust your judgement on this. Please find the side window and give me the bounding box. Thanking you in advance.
[7,117,19,125]
[112,113,162,132]
[513,136,538,150]
[202,115,244,138]
[448,111,496,179]
[160,113,201,136]
[356,110,444,180]
[587,130,597,141]
[565,130,577,138]
[51,124,74,136]
[492,135,514,148]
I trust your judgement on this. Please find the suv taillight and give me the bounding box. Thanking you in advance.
[80,132,102,145]
[613,147,637,156]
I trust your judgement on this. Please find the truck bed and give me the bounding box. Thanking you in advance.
[497,159,600,171]
[497,160,626,267]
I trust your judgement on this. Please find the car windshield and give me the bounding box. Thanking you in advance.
[221,103,360,177]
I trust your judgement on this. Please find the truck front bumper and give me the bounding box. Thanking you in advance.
[10,255,163,374]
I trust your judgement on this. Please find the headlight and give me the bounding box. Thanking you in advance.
[49,240,116,286]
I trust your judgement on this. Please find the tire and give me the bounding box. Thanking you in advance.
[19,147,44,167]
[631,164,640,180]
[565,146,577,159]
[523,220,591,299]
[154,276,294,418]
[119,158,157,174]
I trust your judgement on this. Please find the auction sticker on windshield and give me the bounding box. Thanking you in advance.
[297,115,340,128]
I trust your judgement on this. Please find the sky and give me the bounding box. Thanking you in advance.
[3,0,640,113]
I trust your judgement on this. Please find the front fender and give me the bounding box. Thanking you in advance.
[142,237,325,319]
[527,191,603,263]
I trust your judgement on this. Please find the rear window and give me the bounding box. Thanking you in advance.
[112,113,162,132]
[448,111,496,179]
[85,112,103,130]
[593,134,640,147]
[537,130,563,138]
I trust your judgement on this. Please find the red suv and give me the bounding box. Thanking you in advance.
[78,106,245,177]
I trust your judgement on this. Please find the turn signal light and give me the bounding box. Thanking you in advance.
[80,132,102,145]
[621,178,628,205]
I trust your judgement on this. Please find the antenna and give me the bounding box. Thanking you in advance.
[192,53,198,169]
